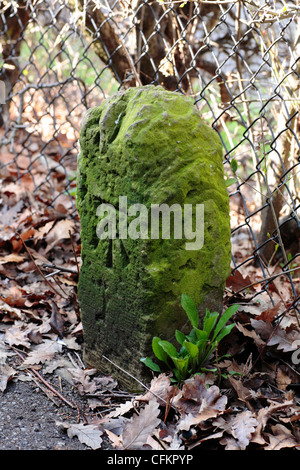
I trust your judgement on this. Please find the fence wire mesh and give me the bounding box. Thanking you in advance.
[0,0,299,318]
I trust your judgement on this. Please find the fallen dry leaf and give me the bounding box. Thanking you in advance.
[228,375,255,406]
[0,364,16,392]
[226,269,255,293]
[0,200,24,229]
[0,299,28,322]
[57,421,103,450]
[235,322,265,346]
[107,400,135,418]
[0,340,10,365]
[175,375,228,430]
[0,253,25,264]
[44,219,75,253]
[220,435,243,450]
[146,435,165,450]
[188,430,225,450]
[256,303,281,321]
[49,301,64,338]
[167,433,185,450]
[214,410,258,450]
[121,399,161,450]
[69,367,118,396]
[68,368,98,395]
[264,423,298,450]
[251,319,300,352]
[231,410,258,449]
[4,322,32,349]
[137,373,176,406]
[105,429,123,448]
[21,339,62,366]
[175,374,227,416]
[276,366,292,391]
[251,401,294,445]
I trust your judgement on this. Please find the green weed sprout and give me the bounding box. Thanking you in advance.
[141,294,239,383]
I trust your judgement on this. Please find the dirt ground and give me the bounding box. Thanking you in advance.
[0,346,118,451]
[0,375,90,450]
[0,345,119,451]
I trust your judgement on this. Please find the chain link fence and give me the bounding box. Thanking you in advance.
[0,0,299,317]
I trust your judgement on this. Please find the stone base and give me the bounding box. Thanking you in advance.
[77,86,231,390]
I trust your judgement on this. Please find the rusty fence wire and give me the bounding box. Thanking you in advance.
[0,0,299,316]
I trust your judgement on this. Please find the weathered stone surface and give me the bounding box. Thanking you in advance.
[77,85,231,390]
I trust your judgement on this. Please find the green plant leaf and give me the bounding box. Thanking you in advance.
[175,330,186,346]
[158,340,179,359]
[152,337,169,365]
[183,340,199,358]
[178,344,188,357]
[171,356,189,381]
[212,304,239,342]
[186,329,197,343]
[140,357,161,372]
[214,323,235,344]
[225,177,238,187]
[203,310,219,337]
[195,338,208,355]
[142,297,240,384]
[181,293,198,329]
[231,158,238,173]
[194,328,208,341]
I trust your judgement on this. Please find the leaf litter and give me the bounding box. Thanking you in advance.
[0,148,300,450]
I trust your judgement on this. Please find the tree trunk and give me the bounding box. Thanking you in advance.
[257,89,299,264]
[0,1,30,126]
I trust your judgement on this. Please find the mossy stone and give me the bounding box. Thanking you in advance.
[77,85,231,390]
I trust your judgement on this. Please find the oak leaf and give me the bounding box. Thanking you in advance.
[231,410,258,449]
[175,375,227,430]
[107,399,135,418]
[264,424,298,450]
[175,374,227,413]
[251,319,300,352]
[137,373,176,406]
[21,339,62,366]
[226,270,255,292]
[0,364,16,392]
[121,399,161,450]
[4,322,31,348]
[57,421,103,449]
[235,322,265,346]
[251,401,294,445]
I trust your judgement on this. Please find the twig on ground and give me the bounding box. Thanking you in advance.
[16,233,68,299]
[42,263,78,275]
[229,265,300,295]
[28,373,61,407]
[11,346,76,409]
[69,229,80,276]
[279,358,300,378]
[102,354,176,409]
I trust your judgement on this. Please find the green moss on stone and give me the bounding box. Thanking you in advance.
[77,85,231,390]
